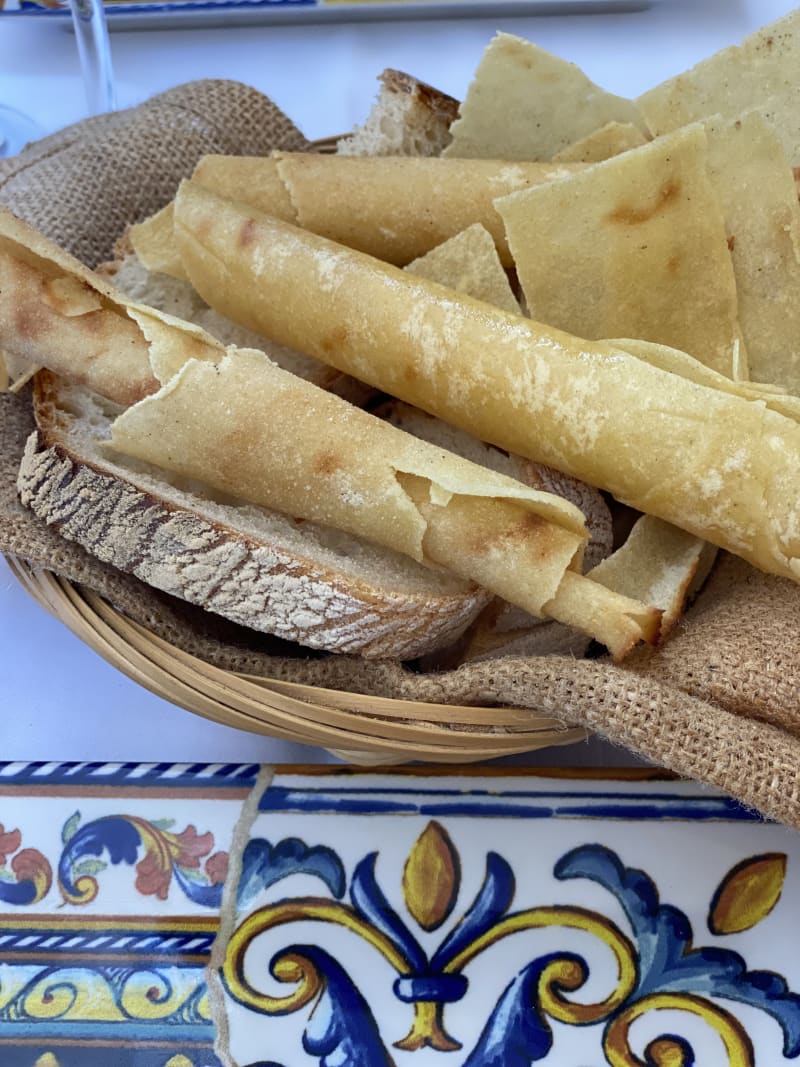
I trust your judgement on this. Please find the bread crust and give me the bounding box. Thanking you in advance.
[337,69,459,158]
[17,372,489,660]
[379,69,460,124]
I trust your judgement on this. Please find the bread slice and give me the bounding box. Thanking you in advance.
[17,372,490,660]
[336,70,459,158]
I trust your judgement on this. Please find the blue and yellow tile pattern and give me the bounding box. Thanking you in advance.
[2,763,800,1065]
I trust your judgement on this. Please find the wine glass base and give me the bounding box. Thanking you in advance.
[0,105,44,159]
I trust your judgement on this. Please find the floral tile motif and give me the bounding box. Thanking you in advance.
[0,762,260,1067]
[0,762,258,914]
[220,768,800,1067]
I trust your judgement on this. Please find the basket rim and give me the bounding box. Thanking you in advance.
[6,555,587,762]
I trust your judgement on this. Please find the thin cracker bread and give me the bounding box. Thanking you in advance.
[444,32,646,161]
[701,110,800,393]
[495,125,743,377]
[638,9,800,163]
[405,222,520,315]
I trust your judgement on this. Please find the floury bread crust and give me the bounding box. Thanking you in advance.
[18,372,490,660]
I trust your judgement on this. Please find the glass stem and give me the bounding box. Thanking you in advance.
[69,0,116,115]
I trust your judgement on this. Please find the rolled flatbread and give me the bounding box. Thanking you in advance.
[109,345,658,657]
[0,207,220,406]
[130,154,584,271]
[171,180,800,584]
[443,32,646,161]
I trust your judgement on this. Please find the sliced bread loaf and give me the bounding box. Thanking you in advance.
[18,372,490,660]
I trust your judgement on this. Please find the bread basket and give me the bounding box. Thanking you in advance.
[7,81,800,828]
[2,122,591,764]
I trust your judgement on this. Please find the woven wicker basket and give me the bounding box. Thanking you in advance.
[4,134,591,764]
[6,556,587,763]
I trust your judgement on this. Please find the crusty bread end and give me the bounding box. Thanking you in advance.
[337,69,459,158]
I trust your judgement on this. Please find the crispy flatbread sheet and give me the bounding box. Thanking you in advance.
[552,122,648,163]
[700,111,800,393]
[405,223,520,315]
[495,125,743,378]
[444,32,646,161]
[172,180,800,584]
[110,347,658,657]
[588,514,718,644]
[273,152,582,266]
[637,10,800,163]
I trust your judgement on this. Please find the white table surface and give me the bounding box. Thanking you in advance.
[1,0,795,763]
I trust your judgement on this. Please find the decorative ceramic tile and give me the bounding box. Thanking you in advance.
[218,768,800,1067]
[5,763,800,1066]
[0,762,259,1067]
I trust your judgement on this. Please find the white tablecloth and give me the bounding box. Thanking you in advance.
[0,0,794,761]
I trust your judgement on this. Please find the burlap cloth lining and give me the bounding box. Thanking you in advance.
[2,82,800,826]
